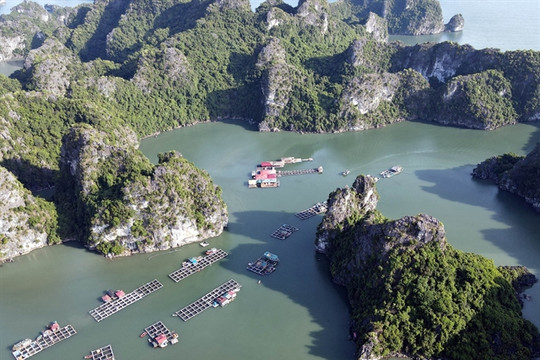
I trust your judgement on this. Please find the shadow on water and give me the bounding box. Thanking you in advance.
[415,165,540,270]
[524,122,540,153]
[223,209,355,359]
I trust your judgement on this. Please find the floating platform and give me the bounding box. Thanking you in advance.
[295,201,328,220]
[144,321,179,348]
[85,344,115,360]
[173,279,242,321]
[246,252,280,276]
[270,224,299,240]
[379,165,403,178]
[168,249,228,282]
[277,166,323,177]
[89,279,163,322]
[12,323,76,360]
[260,157,313,168]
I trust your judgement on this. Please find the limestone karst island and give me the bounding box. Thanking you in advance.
[0,0,539,359]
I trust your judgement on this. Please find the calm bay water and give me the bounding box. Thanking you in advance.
[1,1,540,360]
[2,120,540,359]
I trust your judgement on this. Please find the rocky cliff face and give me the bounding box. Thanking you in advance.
[391,42,500,83]
[338,68,429,131]
[473,144,540,213]
[0,1,72,61]
[296,0,329,34]
[0,166,58,261]
[316,175,379,253]
[436,69,517,129]
[23,38,81,97]
[445,13,464,32]
[363,12,388,43]
[256,38,296,132]
[132,45,193,94]
[59,123,228,256]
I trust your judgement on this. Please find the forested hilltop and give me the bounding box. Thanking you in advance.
[315,175,540,359]
[0,0,538,260]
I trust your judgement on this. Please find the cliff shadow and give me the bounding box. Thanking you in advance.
[415,165,540,272]
[523,122,540,153]
[152,0,211,37]
[221,209,355,359]
[75,0,132,61]
[205,82,263,121]
[0,158,57,197]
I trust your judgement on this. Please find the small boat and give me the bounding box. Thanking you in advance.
[200,241,209,247]
[342,170,350,176]
[205,247,218,255]
[140,331,147,338]
[84,355,92,359]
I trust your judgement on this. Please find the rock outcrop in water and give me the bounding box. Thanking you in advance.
[315,174,540,359]
[473,143,540,213]
[59,123,228,256]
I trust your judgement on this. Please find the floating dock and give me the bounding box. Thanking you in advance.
[173,279,242,321]
[144,321,178,348]
[246,251,280,275]
[12,323,76,360]
[168,249,228,283]
[379,165,403,178]
[295,201,328,220]
[260,157,313,168]
[271,224,299,240]
[85,344,115,360]
[89,279,163,322]
[277,166,323,177]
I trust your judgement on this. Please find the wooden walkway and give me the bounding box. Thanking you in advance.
[168,249,228,283]
[89,279,163,322]
[87,344,115,360]
[270,224,299,240]
[295,201,328,220]
[277,166,323,177]
[174,279,241,321]
[11,324,77,360]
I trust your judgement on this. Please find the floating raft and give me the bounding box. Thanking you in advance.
[86,344,115,360]
[277,166,323,177]
[89,279,163,322]
[174,279,242,321]
[271,224,299,240]
[379,165,403,178]
[12,324,76,360]
[246,252,280,276]
[168,249,228,283]
[295,201,328,220]
[144,321,179,347]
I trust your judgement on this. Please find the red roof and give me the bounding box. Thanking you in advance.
[50,322,59,331]
[101,294,112,302]
[260,162,272,167]
[267,173,277,179]
[115,290,125,298]
[156,334,168,344]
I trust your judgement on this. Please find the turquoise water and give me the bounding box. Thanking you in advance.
[390,0,540,51]
[1,1,540,359]
[2,120,540,360]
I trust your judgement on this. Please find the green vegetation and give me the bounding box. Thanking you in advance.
[344,239,538,358]
[318,175,539,359]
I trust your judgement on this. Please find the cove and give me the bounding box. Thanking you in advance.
[3,119,539,360]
